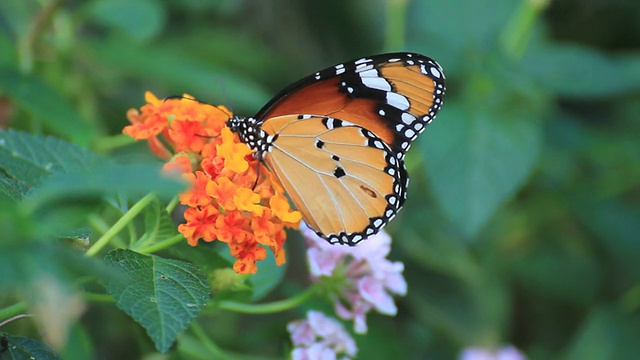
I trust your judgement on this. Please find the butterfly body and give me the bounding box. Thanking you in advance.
[227,52,445,245]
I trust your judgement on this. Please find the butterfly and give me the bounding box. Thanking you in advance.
[227,52,445,245]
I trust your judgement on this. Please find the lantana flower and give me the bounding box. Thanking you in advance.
[287,310,357,360]
[123,91,302,274]
[301,223,407,334]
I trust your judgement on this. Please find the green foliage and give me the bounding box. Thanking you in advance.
[0,69,97,146]
[0,0,639,359]
[104,249,210,353]
[0,129,103,193]
[0,333,59,360]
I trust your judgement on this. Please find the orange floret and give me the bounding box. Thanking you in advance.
[124,91,301,274]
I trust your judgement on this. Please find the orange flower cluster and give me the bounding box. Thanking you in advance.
[123,92,302,274]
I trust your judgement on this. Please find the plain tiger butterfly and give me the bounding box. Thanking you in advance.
[227,52,445,245]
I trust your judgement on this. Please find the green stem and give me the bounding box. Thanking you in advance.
[165,196,180,214]
[92,134,136,153]
[137,233,185,254]
[384,0,408,51]
[84,293,115,303]
[190,322,228,359]
[217,287,316,314]
[18,0,61,73]
[87,214,110,237]
[500,0,550,59]
[0,302,28,323]
[85,193,156,257]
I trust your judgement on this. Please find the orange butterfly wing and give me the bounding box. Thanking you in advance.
[228,53,445,244]
[260,115,406,245]
[255,53,445,157]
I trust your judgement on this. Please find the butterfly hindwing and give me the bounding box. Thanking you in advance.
[260,115,405,245]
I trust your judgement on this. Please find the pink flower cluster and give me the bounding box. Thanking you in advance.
[459,345,527,360]
[301,223,407,334]
[287,310,357,360]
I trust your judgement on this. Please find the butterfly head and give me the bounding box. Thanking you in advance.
[227,116,275,157]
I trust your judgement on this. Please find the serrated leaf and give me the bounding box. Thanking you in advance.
[0,333,59,360]
[166,242,251,301]
[421,101,542,238]
[27,162,185,208]
[0,172,28,200]
[104,249,210,353]
[0,68,96,145]
[0,129,104,187]
[166,241,233,272]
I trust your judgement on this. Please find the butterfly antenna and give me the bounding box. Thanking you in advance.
[163,95,217,108]
[213,75,232,108]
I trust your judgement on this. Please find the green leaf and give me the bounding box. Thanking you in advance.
[566,306,640,360]
[576,199,640,290]
[27,162,185,209]
[83,0,165,42]
[248,245,287,301]
[165,242,252,301]
[407,0,519,71]
[103,249,211,353]
[0,241,105,289]
[215,241,287,301]
[166,242,233,272]
[421,100,542,238]
[523,44,640,98]
[0,29,16,66]
[0,241,110,350]
[0,333,59,360]
[0,68,97,145]
[82,37,272,112]
[0,172,29,200]
[0,129,103,188]
[510,238,602,304]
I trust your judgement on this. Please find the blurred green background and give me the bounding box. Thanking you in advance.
[1,0,640,359]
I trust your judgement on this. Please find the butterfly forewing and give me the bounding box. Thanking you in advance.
[255,52,445,157]
[260,115,405,245]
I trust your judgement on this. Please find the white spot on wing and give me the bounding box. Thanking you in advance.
[362,76,392,91]
[356,63,374,72]
[386,92,410,110]
[359,69,378,77]
[401,112,416,125]
[430,66,441,78]
[405,128,416,138]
